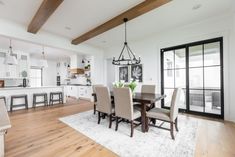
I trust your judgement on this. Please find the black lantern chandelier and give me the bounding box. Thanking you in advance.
[112,18,141,65]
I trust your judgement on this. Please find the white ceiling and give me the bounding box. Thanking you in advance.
[0,0,234,51]
[0,35,75,60]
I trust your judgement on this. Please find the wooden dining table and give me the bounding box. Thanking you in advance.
[92,92,166,133]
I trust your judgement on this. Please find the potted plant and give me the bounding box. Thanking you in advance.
[128,80,137,94]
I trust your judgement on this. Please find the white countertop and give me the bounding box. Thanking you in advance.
[0,86,64,90]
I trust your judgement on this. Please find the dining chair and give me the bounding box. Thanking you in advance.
[146,88,182,140]
[95,86,114,128]
[141,85,156,110]
[92,84,104,115]
[113,87,141,137]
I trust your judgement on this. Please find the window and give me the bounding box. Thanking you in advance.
[30,68,42,87]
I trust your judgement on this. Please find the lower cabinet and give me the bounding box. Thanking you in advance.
[78,86,92,100]
[66,86,78,99]
[66,86,92,100]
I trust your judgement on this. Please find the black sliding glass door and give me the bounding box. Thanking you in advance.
[161,37,224,118]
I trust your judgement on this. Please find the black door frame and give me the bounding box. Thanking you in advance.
[160,37,224,119]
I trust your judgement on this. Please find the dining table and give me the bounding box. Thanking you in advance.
[92,92,166,133]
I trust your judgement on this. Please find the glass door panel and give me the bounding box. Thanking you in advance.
[205,90,221,115]
[162,48,186,109]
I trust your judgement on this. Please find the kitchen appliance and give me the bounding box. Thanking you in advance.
[57,76,61,86]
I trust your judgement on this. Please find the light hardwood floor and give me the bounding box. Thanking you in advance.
[5,99,235,157]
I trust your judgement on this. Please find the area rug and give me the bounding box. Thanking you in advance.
[59,111,198,157]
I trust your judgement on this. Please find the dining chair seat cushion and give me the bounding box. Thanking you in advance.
[133,109,141,120]
[146,108,171,121]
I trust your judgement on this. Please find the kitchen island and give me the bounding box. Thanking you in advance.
[0,86,66,111]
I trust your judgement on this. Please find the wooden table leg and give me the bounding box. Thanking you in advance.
[141,103,146,132]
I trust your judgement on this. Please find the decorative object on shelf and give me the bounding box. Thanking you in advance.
[112,18,141,66]
[21,71,28,87]
[119,66,128,82]
[82,59,90,64]
[39,46,48,68]
[84,64,90,70]
[131,64,143,82]
[4,39,18,65]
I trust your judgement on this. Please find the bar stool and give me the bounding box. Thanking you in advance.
[10,94,28,112]
[49,92,63,105]
[0,96,6,105]
[33,93,48,108]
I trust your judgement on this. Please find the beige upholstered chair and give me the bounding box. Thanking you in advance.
[141,85,156,94]
[141,85,156,110]
[113,87,141,137]
[146,88,182,140]
[92,84,104,115]
[95,86,114,128]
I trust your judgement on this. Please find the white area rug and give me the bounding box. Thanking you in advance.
[59,111,198,157]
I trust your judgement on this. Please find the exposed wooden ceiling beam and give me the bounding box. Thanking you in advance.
[72,0,172,45]
[28,0,63,34]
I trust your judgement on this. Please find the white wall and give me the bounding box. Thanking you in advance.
[104,13,235,122]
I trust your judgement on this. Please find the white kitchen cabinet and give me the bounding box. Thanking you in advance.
[66,86,78,99]
[78,86,92,100]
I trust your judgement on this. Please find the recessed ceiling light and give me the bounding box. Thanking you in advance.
[0,1,5,5]
[65,26,71,30]
[192,4,202,10]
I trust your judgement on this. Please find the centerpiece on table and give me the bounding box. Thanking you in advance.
[113,80,137,94]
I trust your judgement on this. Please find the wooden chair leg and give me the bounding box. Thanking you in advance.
[175,117,179,132]
[146,117,149,132]
[170,122,175,140]
[109,114,112,128]
[115,117,118,131]
[93,104,96,115]
[130,120,134,137]
[98,112,101,124]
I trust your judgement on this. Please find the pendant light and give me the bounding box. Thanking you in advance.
[4,39,18,65]
[112,18,141,65]
[40,46,48,68]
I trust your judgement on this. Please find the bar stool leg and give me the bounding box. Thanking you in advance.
[49,94,52,106]
[33,95,35,108]
[61,93,64,104]
[25,95,28,109]
[10,97,13,112]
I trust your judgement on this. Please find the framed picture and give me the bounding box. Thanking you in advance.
[119,66,129,82]
[131,64,143,82]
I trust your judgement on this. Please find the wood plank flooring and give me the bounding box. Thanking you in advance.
[5,99,235,157]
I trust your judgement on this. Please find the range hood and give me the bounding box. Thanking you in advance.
[69,68,84,74]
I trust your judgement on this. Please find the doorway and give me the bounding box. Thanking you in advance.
[161,37,224,119]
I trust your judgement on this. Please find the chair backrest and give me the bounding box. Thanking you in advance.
[141,85,156,94]
[92,84,104,93]
[170,88,182,121]
[113,87,134,120]
[95,86,112,114]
